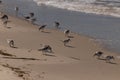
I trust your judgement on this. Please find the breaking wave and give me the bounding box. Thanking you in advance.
[32,0,120,17]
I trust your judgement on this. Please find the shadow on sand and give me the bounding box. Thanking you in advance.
[65,45,75,48]
[5,26,12,29]
[69,56,80,61]
[106,62,117,65]
[0,50,16,57]
[43,53,56,57]
[68,36,74,38]
[2,56,40,60]
[11,46,18,49]
[98,58,117,65]
[41,31,51,34]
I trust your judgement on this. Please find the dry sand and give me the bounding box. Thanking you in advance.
[0,14,120,80]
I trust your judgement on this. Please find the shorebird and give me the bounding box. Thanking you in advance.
[24,16,30,20]
[15,6,19,16]
[54,21,60,29]
[105,56,115,63]
[38,25,46,32]
[63,38,71,46]
[0,14,8,20]
[1,14,9,27]
[7,39,15,48]
[29,12,34,17]
[64,30,70,37]
[24,12,36,23]
[0,0,2,4]
[30,18,36,24]
[93,51,103,59]
[38,45,53,54]
[24,13,33,20]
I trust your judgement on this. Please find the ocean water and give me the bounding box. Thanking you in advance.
[33,0,120,17]
[1,0,120,53]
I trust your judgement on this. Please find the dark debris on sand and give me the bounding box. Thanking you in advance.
[2,64,31,80]
[0,50,16,57]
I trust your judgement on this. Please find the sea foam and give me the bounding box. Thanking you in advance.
[32,0,120,17]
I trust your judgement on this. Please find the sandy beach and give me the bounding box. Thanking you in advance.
[0,13,120,80]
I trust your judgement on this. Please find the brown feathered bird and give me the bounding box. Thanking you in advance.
[38,25,47,32]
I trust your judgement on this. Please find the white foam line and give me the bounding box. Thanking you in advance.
[32,0,120,18]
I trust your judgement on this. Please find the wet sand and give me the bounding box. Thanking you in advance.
[0,12,120,80]
[2,0,120,53]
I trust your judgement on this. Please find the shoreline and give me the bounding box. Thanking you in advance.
[33,0,120,18]
[0,10,120,80]
[1,1,120,80]
[1,0,120,56]
[0,11,108,54]
[2,0,120,53]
